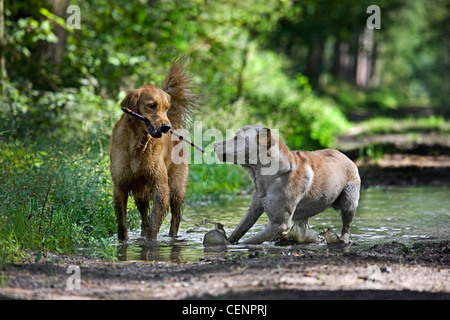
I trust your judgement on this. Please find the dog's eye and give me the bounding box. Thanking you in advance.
[147,103,157,109]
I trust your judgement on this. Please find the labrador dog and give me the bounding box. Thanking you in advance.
[213,125,360,244]
[110,58,198,241]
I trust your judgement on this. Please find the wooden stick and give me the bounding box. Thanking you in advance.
[169,129,205,154]
[121,107,205,153]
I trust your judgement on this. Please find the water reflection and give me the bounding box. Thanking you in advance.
[118,240,183,262]
[117,237,231,263]
[114,187,449,263]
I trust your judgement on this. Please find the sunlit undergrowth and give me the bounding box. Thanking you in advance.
[357,116,450,136]
[0,138,115,264]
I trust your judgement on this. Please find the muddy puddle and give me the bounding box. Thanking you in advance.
[109,186,449,263]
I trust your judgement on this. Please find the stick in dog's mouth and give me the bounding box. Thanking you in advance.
[121,106,205,153]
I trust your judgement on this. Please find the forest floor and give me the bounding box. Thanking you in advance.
[339,133,450,188]
[337,107,450,188]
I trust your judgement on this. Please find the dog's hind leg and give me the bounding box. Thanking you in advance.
[113,186,128,241]
[131,183,152,238]
[169,193,183,237]
[168,163,188,237]
[135,196,151,238]
[336,179,360,243]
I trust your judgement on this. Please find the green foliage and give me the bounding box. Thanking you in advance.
[242,49,351,149]
[362,144,384,162]
[379,0,449,108]
[358,116,450,136]
[187,164,251,202]
[0,231,24,266]
[323,82,408,115]
[0,138,122,263]
[92,239,118,263]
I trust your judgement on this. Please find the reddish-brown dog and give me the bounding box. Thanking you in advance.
[110,58,198,241]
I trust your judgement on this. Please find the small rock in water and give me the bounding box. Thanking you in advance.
[203,223,230,246]
[320,228,344,245]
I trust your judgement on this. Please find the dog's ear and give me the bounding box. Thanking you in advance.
[256,127,275,150]
[120,89,140,112]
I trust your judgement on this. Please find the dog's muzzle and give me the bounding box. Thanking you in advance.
[160,123,171,133]
[146,122,171,139]
[214,142,237,163]
[146,122,162,138]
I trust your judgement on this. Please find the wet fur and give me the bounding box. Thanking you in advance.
[214,125,361,244]
[110,58,199,240]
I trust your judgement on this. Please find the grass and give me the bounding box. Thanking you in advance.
[0,138,116,265]
[358,116,450,136]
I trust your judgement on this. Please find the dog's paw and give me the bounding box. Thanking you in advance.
[287,224,321,243]
[320,228,344,245]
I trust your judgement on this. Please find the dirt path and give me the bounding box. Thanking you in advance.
[336,131,450,187]
[1,241,448,300]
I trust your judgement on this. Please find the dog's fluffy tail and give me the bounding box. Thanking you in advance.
[162,57,199,129]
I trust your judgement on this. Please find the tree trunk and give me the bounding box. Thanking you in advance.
[356,28,374,88]
[370,42,384,87]
[306,38,324,89]
[332,38,341,80]
[231,42,249,104]
[40,0,70,65]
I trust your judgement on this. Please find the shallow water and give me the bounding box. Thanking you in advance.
[115,186,450,263]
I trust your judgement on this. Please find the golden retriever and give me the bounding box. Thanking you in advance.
[110,58,198,241]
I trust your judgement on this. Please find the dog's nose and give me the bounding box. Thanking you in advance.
[160,123,171,133]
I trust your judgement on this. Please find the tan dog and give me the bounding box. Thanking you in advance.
[110,58,198,241]
[213,125,360,244]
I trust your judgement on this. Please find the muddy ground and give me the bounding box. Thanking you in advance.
[1,241,448,300]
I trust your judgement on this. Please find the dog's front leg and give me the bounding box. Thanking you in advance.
[228,194,264,244]
[113,186,128,241]
[241,200,294,244]
[240,220,290,244]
